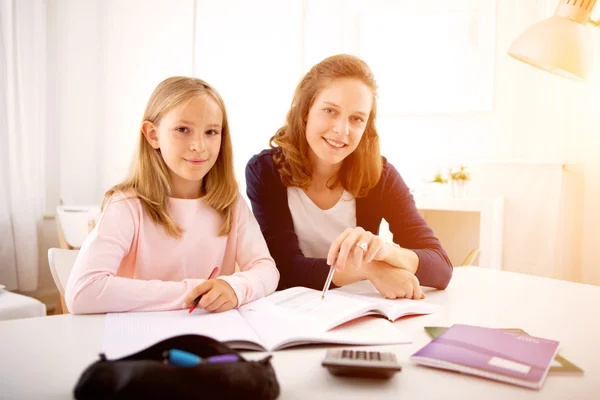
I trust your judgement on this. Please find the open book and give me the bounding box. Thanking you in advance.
[103,286,438,358]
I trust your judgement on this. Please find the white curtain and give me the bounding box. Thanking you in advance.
[0,0,46,291]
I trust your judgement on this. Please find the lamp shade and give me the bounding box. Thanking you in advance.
[508,0,597,81]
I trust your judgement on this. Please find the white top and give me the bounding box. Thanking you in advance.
[287,187,356,258]
[0,267,597,399]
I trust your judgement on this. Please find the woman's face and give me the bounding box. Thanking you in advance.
[305,78,372,169]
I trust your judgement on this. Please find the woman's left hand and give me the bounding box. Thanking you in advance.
[327,227,389,271]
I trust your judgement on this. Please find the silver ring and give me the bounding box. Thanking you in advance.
[356,241,368,252]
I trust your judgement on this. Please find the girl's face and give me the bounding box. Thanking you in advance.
[143,95,223,198]
[305,78,372,169]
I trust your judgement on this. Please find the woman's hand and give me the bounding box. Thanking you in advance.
[327,227,389,271]
[363,261,425,300]
[184,279,238,313]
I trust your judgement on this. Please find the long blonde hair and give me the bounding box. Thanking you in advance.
[270,54,382,197]
[104,76,238,237]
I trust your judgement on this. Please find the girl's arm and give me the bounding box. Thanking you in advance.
[215,197,280,306]
[381,162,453,289]
[64,198,204,314]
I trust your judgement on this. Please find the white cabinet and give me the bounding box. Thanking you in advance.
[380,196,504,269]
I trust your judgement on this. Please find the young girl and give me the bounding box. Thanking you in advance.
[245,55,452,300]
[65,77,279,314]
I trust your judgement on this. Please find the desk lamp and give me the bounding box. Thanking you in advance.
[508,0,600,81]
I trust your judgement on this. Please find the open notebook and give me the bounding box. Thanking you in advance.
[102,286,438,358]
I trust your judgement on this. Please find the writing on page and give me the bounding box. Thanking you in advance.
[274,290,358,316]
[247,287,371,331]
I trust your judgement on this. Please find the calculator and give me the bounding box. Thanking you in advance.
[321,349,402,379]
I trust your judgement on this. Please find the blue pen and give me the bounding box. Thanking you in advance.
[163,349,239,367]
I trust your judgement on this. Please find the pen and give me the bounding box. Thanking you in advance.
[188,266,219,314]
[321,264,336,300]
[163,349,239,367]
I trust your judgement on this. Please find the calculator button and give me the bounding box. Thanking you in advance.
[322,349,402,379]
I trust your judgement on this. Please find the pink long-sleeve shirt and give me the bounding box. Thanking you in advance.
[65,193,279,314]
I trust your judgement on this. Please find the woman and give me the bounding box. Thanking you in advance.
[246,55,452,299]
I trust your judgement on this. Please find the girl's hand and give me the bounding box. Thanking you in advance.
[327,227,389,271]
[184,279,238,313]
[363,261,425,300]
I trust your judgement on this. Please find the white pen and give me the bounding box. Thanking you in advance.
[321,264,336,300]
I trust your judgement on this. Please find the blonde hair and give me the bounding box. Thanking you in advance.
[270,54,382,197]
[104,76,238,237]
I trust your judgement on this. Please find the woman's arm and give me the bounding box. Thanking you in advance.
[381,162,453,289]
[326,257,424,299]
[215,196,280,306]
[377,243,419,274]
[245,153,333,290]
[64,198,204,314]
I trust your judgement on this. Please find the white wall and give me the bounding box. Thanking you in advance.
[46,0,195,211]
[100,0,195,192]
[580,30,600,286]
[194,0,304,195]
[379,1,587,172]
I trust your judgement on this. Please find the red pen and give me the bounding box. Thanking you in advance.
[188,266,219,314]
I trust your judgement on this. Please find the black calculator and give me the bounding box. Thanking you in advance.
[321,349,402,379]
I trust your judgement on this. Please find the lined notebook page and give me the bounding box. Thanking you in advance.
[333,281,439,320]
[244,287,372,331]
[240,306,412,351]
[244,286,437,331]
[102,309,264,358]
[336,291,439,320]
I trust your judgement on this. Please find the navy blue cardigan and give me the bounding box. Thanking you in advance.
[245,149,453,291]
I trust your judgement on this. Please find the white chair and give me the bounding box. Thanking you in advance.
[459,248,481,267]
[0,285,47,321]
[48,248,79,314]
[56,205,101,249]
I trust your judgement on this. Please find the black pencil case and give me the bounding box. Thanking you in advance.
[73,334,280,400]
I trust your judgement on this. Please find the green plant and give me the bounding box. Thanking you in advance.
[449,165,471,181]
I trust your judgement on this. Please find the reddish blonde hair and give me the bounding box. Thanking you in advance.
[270,54,382,197]
[104,76,238,237]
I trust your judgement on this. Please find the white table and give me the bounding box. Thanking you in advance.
[0,267,597,400]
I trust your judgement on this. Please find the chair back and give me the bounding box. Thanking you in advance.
[48,248,79,314]
[48,248,79,296]
[460,248,481,266]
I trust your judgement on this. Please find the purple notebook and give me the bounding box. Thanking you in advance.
[411,324,559,390]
